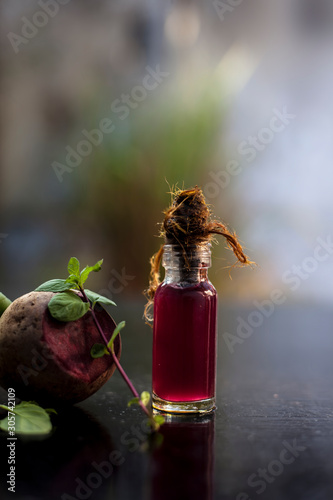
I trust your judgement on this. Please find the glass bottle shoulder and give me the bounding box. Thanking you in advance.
[155,279,217,299]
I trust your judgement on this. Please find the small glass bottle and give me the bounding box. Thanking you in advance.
[152,242,217,414]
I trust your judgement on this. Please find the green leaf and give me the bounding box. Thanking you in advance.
[80,259,103,285]
[0,401,53,435]
[45,408,58,416]
[48,291,90,322]
[91,343,109,358]
[35,279,73,293]
[140,391,151,407]
[85,290,116,308]
[0,292,12,317]
[153,415,165,426]
[67,257,80,277]
[127,397,139,407]
[65,274,80,286]
[107,321,125,350]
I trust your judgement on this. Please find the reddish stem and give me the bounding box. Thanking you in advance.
[80,288,150,418]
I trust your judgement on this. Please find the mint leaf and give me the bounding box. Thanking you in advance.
[35,279,73,293]
[0,292,12,317]
[65,274,80,287]
[107,321,125,351]
[153,415,165,426]
[45,408,58,416]
[80,259,103,285]
[0,401,53,435]
[48,291,89,322]
[67,257,80,277]
[85,290,116,308]
[140,391,151,407]
[127,397,139,407]
[91,343,109,358]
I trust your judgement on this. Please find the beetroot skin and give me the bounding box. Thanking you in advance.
[0,291,121,406]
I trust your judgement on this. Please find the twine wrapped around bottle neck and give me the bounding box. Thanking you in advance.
[144,186,254,323]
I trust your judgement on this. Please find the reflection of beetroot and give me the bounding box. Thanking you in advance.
[0,291,121,406]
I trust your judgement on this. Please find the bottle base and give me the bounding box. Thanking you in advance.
[152,392,216,414]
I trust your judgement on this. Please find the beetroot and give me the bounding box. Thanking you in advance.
[0,291,121,406]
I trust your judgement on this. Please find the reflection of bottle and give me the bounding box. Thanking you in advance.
[151,413,215,500]
[152,243,217,413]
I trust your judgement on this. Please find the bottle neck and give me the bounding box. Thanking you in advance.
[164,267,209,284]
[162,243,211,285]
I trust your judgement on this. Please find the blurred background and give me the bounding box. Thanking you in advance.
[1,0,333,310]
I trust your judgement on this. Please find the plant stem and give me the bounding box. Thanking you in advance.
[79,288,150,419]
[0,404,19,416]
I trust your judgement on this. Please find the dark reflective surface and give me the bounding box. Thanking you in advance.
[151,413,215,500]
[1,302,333,500]
[0,406,115,500]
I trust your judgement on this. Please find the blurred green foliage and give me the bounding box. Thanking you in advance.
[74,84,223,294]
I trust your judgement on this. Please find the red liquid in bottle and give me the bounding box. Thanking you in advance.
[153,280,217,402]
